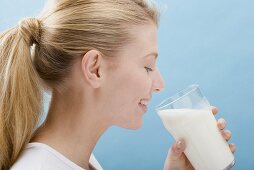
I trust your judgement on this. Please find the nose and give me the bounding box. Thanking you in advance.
[151,68,165,93]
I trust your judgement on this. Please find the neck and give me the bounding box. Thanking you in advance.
[31,89,110,169]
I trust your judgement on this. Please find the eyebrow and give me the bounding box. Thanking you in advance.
[143,52,158,59]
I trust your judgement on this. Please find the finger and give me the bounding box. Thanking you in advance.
[167,139,186,161]
[217,118,227,130]
[221,130,232,141]
[211,106,218,115]
[229,143,236,153]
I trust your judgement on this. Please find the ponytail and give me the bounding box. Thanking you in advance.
[0,18,43,170]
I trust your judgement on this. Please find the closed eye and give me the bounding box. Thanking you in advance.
[144,67,153,73]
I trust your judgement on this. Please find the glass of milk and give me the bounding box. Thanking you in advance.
[156,84,235,170]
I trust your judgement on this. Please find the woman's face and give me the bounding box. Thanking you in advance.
[103,23,165,129]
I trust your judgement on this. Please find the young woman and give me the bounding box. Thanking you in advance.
[0,0,235,169]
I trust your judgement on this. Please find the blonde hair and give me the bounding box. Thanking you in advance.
[0,0,159,169]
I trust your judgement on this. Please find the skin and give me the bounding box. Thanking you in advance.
[31,23,235,170]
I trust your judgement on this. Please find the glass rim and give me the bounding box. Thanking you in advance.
[156,84,200,111]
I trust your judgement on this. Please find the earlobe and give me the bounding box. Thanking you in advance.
[81,50,102,88]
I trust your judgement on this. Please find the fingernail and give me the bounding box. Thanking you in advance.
[177,140,182,149]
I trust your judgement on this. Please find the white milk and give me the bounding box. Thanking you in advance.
[158,109,234,170]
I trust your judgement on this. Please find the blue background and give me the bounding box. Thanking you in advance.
[1,0,253,169]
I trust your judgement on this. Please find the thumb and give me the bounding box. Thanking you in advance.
[167,139,186,161]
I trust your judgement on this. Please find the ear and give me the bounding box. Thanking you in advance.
[81,50,103,88]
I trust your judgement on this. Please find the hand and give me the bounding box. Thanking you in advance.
[163,106,236,170]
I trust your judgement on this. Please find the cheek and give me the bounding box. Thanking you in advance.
[115,70,152,116]
[123,69,151,98]
[132,71,152,95]
[104,67,152,127]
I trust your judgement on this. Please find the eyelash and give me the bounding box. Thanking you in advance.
[144,67,153,73]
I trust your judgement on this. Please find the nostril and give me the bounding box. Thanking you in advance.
[154,87,164,92]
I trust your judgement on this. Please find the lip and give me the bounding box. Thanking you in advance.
[138,103,148,113]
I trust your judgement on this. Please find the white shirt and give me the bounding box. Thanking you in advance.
[11,142,103,170]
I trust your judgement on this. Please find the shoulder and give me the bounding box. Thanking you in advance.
[10,143,80,170]
[10,142,103,170]
[10,143,48,170]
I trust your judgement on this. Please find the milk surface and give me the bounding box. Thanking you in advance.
[158,109,234,170]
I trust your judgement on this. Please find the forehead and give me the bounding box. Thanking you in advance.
[118,23,158,61]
